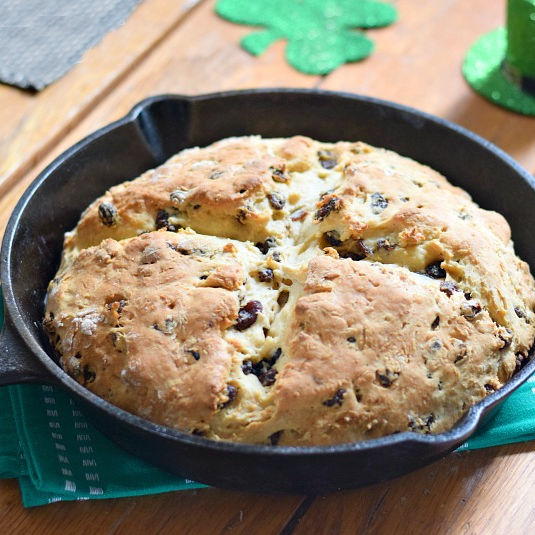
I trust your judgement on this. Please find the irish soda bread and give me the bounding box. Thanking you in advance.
[44,136,535,446]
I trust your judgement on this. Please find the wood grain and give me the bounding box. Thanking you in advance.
[0,0,205,198]
[0,479,305,534]
[293,442,535,535]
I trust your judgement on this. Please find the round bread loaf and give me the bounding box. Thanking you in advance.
[44,136,535,446]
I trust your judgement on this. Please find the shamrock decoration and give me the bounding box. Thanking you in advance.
[215,0,397,75]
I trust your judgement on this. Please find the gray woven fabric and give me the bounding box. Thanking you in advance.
[0,0,142,90]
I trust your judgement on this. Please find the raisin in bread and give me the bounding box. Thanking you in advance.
[44,136,535,446]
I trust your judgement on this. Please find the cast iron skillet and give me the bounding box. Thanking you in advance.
[1,89,535,494]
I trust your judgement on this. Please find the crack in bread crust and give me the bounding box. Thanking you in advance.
[44,136,535,446]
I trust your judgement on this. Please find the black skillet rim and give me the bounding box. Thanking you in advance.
[2,88,535,456]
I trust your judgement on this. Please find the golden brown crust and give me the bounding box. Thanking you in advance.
[45,136,535,446]
[47,231,244,431]
[270,258,510,444]
[62,138,289,265]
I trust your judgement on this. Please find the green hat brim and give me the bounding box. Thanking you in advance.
[463,27,535,116]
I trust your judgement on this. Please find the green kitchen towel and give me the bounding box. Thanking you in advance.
[1,384,206,507]
[1,285,535,508]
[456,375,535,451]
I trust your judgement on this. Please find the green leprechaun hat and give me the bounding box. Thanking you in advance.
[463,0,535,116]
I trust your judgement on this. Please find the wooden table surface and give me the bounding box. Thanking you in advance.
[2,1,535,533]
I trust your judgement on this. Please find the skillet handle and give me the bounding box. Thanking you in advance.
[0,318,55,386]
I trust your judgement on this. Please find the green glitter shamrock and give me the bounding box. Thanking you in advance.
[215,0,397,75]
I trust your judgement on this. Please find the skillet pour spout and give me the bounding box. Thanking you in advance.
[2,89,535,493]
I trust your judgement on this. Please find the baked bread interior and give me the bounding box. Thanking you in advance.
[44,135,535,446]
